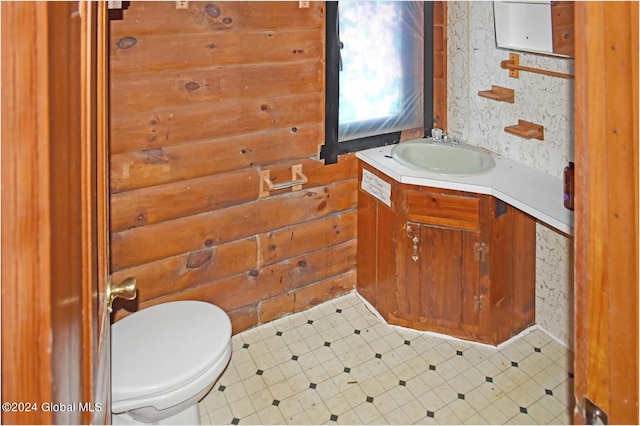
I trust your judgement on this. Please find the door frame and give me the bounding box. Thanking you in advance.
[1,2,110,424]
[574,2,639,424]
[81,2,112,424]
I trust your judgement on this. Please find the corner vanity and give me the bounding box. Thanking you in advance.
[355,140,574,346]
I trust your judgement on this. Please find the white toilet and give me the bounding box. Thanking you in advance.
[111,301,232,425]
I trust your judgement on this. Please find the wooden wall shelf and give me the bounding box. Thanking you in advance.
[478,85,515,103]
[504,120,544,140]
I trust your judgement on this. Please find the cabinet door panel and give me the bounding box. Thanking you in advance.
[419,226,463,325]
[396,221,487,338]
[357,163,398,319]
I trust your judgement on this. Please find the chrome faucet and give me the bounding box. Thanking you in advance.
[431,128,463,145]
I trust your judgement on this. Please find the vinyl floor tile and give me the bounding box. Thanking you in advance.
[200,292,573,424]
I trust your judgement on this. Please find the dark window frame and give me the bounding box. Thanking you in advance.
[320,1,434,164]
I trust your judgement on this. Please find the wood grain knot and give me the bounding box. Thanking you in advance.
[116,36,137,50]
[297,260,307,268]
[141,148,169,164]
[204,4,221,18]
[185,81,201,91]
[186,249,213,269]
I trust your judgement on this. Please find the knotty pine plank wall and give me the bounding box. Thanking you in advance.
[109,1,355,332]
[109,1,447,333]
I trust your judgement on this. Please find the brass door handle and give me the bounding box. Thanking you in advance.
[107,276,137,312]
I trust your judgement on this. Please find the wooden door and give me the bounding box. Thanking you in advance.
[1,2,110,424]
[574,2,639,424]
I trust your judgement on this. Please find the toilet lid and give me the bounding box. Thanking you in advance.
[111,301,231,402]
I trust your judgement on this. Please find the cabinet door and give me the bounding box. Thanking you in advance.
[396,221,490,340]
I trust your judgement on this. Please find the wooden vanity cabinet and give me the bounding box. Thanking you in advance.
[357,163,536,345]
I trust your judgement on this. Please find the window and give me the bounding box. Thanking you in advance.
[321,1,433,164]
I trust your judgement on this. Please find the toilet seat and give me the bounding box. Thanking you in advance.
[112,301,232,404]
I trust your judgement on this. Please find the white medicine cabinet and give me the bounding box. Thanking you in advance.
[493,1,574,58]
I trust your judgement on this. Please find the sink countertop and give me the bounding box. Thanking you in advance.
[356,144,575,237]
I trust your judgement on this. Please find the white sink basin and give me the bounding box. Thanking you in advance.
[390,140,496,176]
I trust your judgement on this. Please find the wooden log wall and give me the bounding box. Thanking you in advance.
[109,1,447,333]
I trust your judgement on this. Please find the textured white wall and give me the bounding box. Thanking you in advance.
[447,1,574,348]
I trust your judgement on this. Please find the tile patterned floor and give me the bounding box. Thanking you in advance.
[199,292,574,425]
